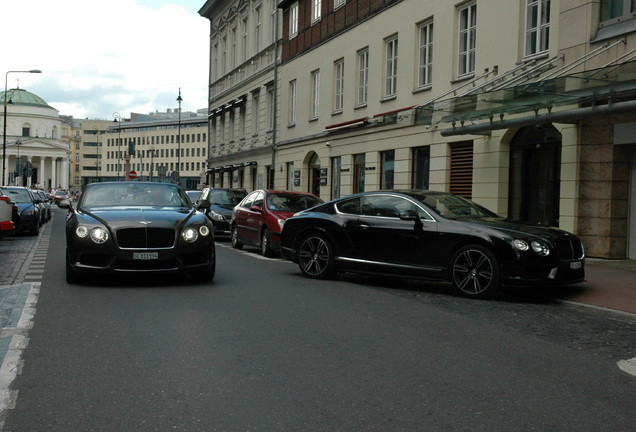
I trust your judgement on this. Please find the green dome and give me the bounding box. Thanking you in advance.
[1,88,51,109]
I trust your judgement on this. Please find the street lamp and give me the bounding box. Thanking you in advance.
[177,88,182,186]
[113,112,122,181]
[15,140,22,185]
[2,69,41,185]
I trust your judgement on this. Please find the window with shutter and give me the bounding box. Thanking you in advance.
[450,141,473,199]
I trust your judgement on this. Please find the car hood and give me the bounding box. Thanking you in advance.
[79,207,195,229]
[456,217,574,242]
[209,204,235,216]
[15,202,35,211]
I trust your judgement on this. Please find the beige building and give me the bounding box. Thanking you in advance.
[199,0,282,191]
[200,0,636,260]
[101,111,209,190]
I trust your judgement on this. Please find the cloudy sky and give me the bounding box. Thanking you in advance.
[3,0,210,120]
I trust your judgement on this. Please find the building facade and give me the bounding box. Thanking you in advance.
[1,88,70,189]
[199,0,282,191]
[100,111,209,190]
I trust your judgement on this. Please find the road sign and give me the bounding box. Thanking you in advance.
[128,170,137,179]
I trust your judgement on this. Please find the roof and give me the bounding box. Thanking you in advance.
[1,88,52,109]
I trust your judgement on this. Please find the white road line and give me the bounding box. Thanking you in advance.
[0,282,40,428]
[216,243,291,263]
[617,357,636,378]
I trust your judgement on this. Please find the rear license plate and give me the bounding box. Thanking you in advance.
[570,261,582,270]
[133,252,159,260]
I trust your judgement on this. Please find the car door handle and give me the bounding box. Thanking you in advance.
[357,224,370,229]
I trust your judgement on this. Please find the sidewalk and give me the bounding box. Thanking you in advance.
[551,258,636,317]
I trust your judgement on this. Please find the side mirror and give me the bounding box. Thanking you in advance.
[250,205,263,213]
[197,198,211,210]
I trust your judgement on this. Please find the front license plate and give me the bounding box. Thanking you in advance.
[133,252,159,260]
[570,261,582,270]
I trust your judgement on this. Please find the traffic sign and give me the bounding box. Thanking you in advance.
[128,170,137,179]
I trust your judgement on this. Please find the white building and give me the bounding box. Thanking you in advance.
[1,88,70,189]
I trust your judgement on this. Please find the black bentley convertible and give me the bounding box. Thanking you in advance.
[66,182,216,283]
[280,190,585,299]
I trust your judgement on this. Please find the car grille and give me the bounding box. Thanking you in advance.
[555,238,584,260]
[117,228,176,249]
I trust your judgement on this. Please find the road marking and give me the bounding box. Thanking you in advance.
[216,243,290,263]
[617,357,636,378]
[0,282,40,427]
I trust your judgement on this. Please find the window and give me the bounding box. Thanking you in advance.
[334,59,345,112]
[222,36,227,75]
[220,114,226,143]
[231,27,237,69]
[380,150,395,190]
[601,0,636,23]
[357,49,369,106]
[311,70,320,119]
[418,20,433,88]
[252,92,260,135]
[240,104,247,138]
[242,16,249,62]
[289,79,297,124]
[267,85,275,131]
[385,36,398,97]
[412,146,430,189]
[229,109,235,141]
[287,162,295,190]
[270,0,277,44]
[353,153,365,193]
[22,124,31,137]
[334,0,345,9]
[312,0,321,23]
[289,2,299,38]
[525,0,550,56]
[450,141,474,199]
[255,6,262,53]
[458,2,477,76]
[212,44,218,81]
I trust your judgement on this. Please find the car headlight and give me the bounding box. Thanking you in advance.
[531,241,550,256]
[199,225,210,236]
[513,239,529,251]
[90,227,109,244]
[277,218,285,230]
[22,209,35,216]
[76,226,89,238]
[208,210,224,222]
[182,227,199,242]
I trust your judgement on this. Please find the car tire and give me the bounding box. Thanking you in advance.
[231,224,243,249]
[450,245,500,299]
[297,233,336,280]
[261,227,272,257]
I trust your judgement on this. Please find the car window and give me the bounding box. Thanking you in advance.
[337,198,361,215]
[266,193,322,212]
[81,184,189,207]
[360,195,405,218]
[4,188,32,203]
[208,189,247,205]
[240,191,258,209]
[417,193,498,219]
[252,192,264,209]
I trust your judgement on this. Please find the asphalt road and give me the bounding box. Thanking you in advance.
[2,209,636,431]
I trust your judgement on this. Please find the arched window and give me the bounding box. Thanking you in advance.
[22,123,31,137]
[52,126,58,139]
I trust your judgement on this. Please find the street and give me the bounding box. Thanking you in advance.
[1,207,635,431]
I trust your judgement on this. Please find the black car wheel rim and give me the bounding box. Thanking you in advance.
[299,236,330,276]
[453,249,494,295]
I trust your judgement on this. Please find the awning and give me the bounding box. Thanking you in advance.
[428,60,636,136]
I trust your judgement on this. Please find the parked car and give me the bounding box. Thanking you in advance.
[66,182,216,283]
[195,187,247,239]
[185,190,203,204]
[0,192,16,238]
[53,190,70,208]
[231,189,323,257]
[279,190,586,299]
[1,186,42,235]
[35,190,51,223]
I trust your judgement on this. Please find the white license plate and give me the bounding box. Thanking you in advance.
[570,261,582,270]
[133,252,159,260]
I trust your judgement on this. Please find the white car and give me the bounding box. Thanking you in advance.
[0,191,16,238]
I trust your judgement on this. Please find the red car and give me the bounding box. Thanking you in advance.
[0,193,16,238]
[231,189,323,256]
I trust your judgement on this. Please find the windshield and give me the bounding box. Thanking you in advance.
[207,189,247,205]
[413,192,499,220]
[266,193,322,212]
[3,188,32,203]
[186,190,202,203]
[81,183,190,208]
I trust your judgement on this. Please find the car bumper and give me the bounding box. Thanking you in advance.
[502,259,585,286]
[0,221,15,238]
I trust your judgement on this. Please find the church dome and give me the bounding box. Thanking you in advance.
[0,88,52,109]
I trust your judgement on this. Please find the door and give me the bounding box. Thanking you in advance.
[509,125,562,226]
[629,146,636,259]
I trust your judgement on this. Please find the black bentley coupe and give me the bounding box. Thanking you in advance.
[66,182,216,283]
[279,190,585,299]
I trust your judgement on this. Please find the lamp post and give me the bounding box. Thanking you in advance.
[177,88,182,186]
[15,139,22,185]
[2,69,41,185]
[113,112,122,181]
